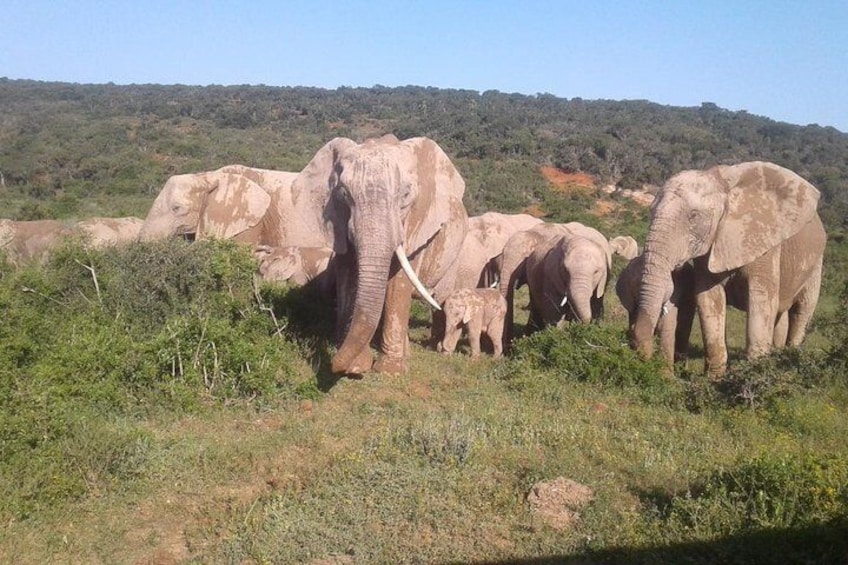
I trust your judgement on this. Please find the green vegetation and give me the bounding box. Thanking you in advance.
[0,79,847,563]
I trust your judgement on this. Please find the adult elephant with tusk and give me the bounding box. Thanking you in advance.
[632,161,826,376]
[293,135,468,375]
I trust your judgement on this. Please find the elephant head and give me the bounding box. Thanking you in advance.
[138,165,298,245]
[528,225,611,326]
[255,245,334,287]
[609,235,639,260]
[632,161,821,358]
[292,135,468,374]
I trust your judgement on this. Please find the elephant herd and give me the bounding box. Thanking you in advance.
[2,135,827,378]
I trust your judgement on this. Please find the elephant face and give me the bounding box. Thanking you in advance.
[544,233,610,323]
[320,135,468,374]
[139,167,274,243]
[633,161,821,357]
[255,245,333,286]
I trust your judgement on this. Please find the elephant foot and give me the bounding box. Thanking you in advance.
[332,347,374,375]
[374,355,408,375]
[704,360,727,380]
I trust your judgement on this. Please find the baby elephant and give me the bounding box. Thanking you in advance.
[438,288,507,359]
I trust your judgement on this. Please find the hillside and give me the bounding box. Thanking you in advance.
[1,79,847,232]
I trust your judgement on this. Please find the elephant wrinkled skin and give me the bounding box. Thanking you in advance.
[632,161,826,376]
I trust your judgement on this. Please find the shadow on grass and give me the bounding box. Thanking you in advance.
[452,518,848,564]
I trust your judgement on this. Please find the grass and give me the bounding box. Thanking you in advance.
[0,242,847,564]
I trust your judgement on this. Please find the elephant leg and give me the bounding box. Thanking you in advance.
[786,259,822,347]
[745,254,780,360]
[374,266,413,374]
[773,311,789,347]
[696,283,728,378]
[487,317,505,359]
[657,305,678,366]
[467,316,483,359]
[503,285,515,349]
[430,309,447,348]
[674,294,696,363]
[441,320,462,355]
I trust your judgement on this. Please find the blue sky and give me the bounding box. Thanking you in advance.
[3,1,846,132]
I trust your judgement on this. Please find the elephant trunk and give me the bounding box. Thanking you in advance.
[632,219,678,358]
[567,277,594,323]
[138,197,173,242]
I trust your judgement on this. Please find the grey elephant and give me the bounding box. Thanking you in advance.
[453,212,543,290]
[138,164,303,247]
[616,254,696,364]
[525,225,612,330]
[632,161,826,376]
[496,222,576,345]
[609,235,639,261]
[255,245,335,295]
[76,216,144,248]
[0,219,76,266]
[428,211,542,346]
[438,288,507,359]
[289,135,468,375]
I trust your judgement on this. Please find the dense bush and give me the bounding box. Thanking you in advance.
[0,239,312,519]
[499,324,674,402]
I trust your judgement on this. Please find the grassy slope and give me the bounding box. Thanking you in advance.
[1,293,846,564]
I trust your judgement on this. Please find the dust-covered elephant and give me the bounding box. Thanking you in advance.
[632,161,826,376]
[0,219,76,266]
[616,254,696,364]
[76,216,144,248]
[255,245,335,295]
[453,212,543,290]
[525,224,612,330]
[609,235,639,261]
[291,135,468,375]
[438,288,507,359]
[138,164,301,246]
[497,222,594,346]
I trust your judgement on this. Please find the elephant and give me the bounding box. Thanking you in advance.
[454,212,543,290]
[255,244,335,295]
[76,216,144,248]
[631,161,826,376]
[525,225,613,330]
[0,219,76,266]
[427,211,542,346]
[497,222,606,346]
[438,288,507,359]
[616,254,696,364]
[138,164,302,247]
[290,135,468,375]
[609,235,639,261]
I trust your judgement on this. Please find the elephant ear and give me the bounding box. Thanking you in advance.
[709,162,821,273]
[199,172,270,239]
[402,137,467,255]
[291,137,358,253]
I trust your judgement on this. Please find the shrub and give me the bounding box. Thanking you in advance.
[500,324,673,401]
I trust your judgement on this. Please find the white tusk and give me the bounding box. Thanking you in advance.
[662,302,669,316]
[395,245,441,310]
[489,275,500,289]
[560,294,568,307]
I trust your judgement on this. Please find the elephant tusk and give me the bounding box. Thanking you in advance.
[395,245,441,311]
[489,275,500,289]
[560,294,568,307]
[662,302,669,317]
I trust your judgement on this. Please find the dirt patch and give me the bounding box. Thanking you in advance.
[527,477,594,531]
[591,200,618,217]
[541,166,596,194]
